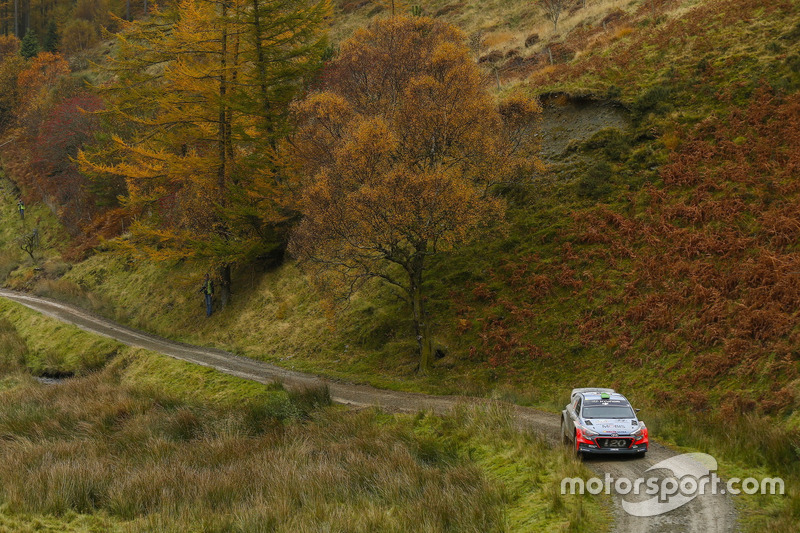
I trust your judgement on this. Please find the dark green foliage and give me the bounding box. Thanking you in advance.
[787,54,800,73]
[321,43,337,62]
[630,85,672,121]
[580,128,631,161]
[577,161,613,199]
[19,30,40,59]
[44,21,59,53]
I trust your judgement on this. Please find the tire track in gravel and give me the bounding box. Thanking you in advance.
[0,289,738,532]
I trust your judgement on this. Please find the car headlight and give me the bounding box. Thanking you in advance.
[633,423,646,439]
[578,425,598,437]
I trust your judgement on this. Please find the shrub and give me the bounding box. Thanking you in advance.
[631,85,673,121]
[61,20,98,55]
[577,161,614,199]
[0,35,20,58]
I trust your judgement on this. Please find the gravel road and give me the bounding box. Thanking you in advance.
[0,289,739,532]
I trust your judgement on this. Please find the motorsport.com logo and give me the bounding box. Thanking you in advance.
[561,452,784,517]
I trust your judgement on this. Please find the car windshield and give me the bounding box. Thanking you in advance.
[582,404,635,419]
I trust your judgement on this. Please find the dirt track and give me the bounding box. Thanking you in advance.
[0,289,739,532]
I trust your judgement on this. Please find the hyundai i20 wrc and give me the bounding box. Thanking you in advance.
[560,388,648,457]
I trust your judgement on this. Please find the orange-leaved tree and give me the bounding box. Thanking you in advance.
[288,16,543,373]
[77,0,329,306]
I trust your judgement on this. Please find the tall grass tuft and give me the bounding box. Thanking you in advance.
[286,383,332,416]
[0,368,511,531]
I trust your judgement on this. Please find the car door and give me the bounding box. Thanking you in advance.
[567,396,582,440]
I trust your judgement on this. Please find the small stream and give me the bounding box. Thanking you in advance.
[34,374,70,385]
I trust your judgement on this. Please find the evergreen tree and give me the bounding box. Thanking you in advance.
[43,21,59,53]
[19,30,39,58]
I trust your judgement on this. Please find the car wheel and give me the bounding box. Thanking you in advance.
[560,418,569,445]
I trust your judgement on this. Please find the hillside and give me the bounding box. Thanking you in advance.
[0,0,798,530]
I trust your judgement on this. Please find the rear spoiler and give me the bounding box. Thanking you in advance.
[570,387,615,399]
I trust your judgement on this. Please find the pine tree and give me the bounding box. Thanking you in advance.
[43,21,58,53]
[19,30,39,58]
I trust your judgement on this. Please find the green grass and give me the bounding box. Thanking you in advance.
[0,297,605,532]
[0,172,70,286]
[0,299,119,376]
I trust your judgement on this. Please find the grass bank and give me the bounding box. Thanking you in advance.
[0,298,607,532]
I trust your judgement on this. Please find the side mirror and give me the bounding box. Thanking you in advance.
[635,408,641,413]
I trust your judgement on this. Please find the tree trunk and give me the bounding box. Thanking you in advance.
[218,0,229,192]
[218,263,231,308]
[251,0,276,148]
[409,260,433,374]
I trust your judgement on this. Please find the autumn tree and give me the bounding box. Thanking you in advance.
[0,52,24,126]
[14,51,69,132]
[0,35,19,58]
[288,16,542,373]
[78,0,329,307]
[32,92,103,232]
[541,0,568,32]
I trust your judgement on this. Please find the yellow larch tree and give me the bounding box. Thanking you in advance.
[78,0,329,305]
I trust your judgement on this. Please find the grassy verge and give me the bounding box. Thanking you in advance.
[0,298,606,532]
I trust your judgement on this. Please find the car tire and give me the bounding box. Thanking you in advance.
[560,418,569,445]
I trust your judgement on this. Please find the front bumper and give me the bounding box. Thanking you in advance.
[575,428,649,455]
[578,442,648,454]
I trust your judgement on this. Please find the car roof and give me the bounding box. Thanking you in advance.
[570,387,614,398]
[582,392,630,403]
[571,389,630,403]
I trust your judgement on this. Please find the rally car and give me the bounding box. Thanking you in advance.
[560,388,648,457]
